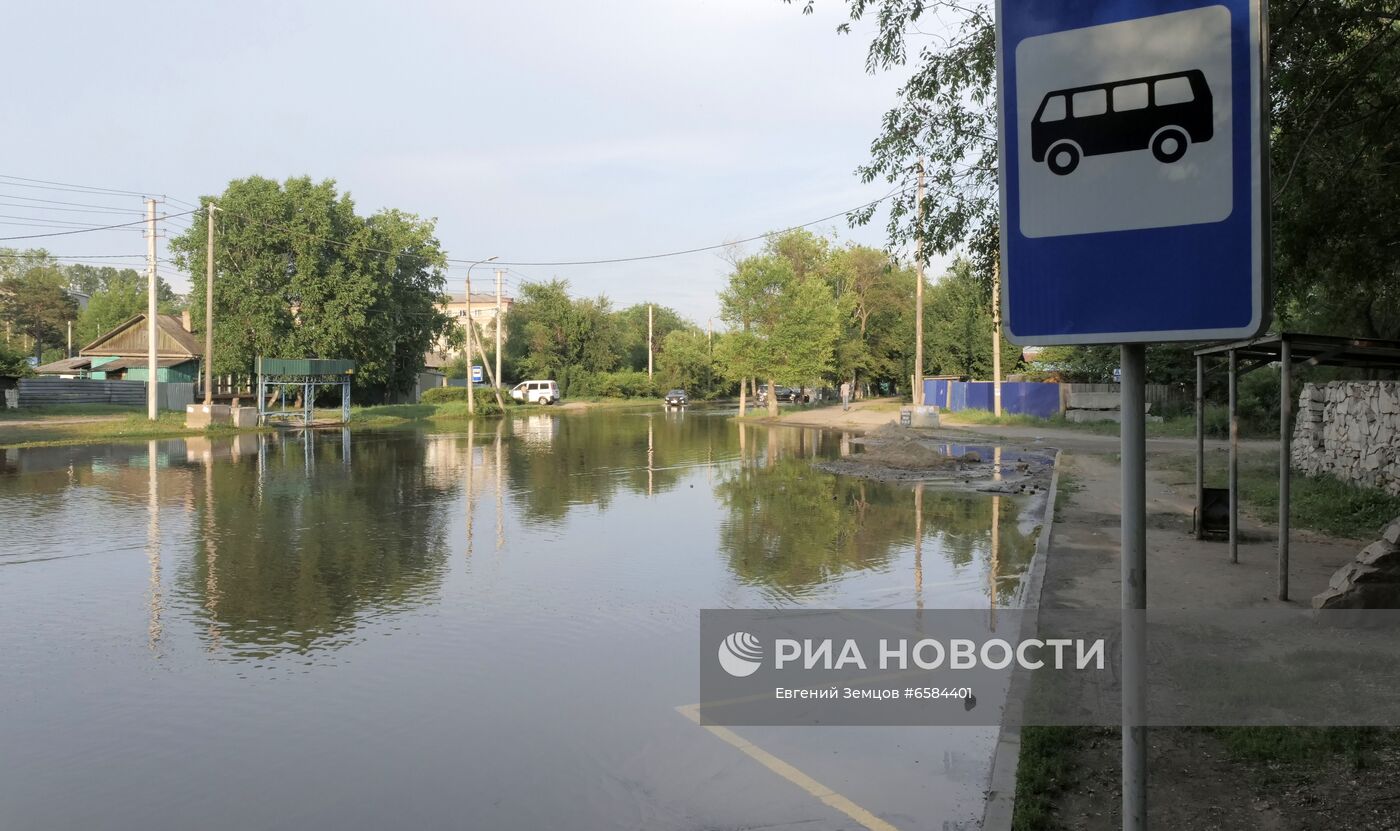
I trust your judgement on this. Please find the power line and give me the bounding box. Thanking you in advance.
[0,192,147,211]
[0,202,145,216]
[0,208,198,242]
[478,186,910,266]
[0,174,156,198]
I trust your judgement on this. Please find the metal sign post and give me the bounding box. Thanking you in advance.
[997,1,1268,827]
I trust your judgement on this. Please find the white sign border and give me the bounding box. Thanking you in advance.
[996,0,1270,346]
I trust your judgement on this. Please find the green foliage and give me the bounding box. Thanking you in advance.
[563,370,658,399]
[0,339,34,376]
[443,353,472,380]
[168,176,452,403]
[797,0,1400,343]
[923,258,1020,379]
[656,329,714,393]
[718,240,838,407]
[0,260,78,360]
[1270,1,1400,338]
[417,386,511,414]
[419,386,471,404]
[505,279,622,388]
[826,242,917,388]
[616,303,688,372]
[74,269,182,346]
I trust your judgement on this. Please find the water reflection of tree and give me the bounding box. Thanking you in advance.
[715,457,910,599]
[716,455,1037,604]
[504,411,731,522]
[186,433,453,657]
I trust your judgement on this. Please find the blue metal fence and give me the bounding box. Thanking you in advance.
[923,380,1062,419]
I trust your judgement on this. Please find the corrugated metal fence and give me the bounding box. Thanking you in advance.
[16,378,194,410]
[923,380,1187,418]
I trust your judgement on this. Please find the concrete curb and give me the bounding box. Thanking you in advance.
[981,448,1062,830]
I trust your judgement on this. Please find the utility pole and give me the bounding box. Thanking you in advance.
[992,259,1003,417]
[67,320,72,357]
[914,160,926,406]
[465,267,476,415]
[146,198,158,421]
[647,303,654,380]
[494,268,504,390]
[205,203,216,405]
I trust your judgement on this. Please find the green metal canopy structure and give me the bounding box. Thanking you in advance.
[256,357,356,427]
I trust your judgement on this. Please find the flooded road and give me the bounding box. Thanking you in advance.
[0,407,1041,830]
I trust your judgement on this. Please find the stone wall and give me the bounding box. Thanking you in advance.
[1291,381,1400,495]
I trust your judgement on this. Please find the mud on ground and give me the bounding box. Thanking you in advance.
[814,422,1057,495]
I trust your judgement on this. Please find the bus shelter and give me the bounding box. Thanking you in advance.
[256,357,356,427]
[1192,333,1400,601]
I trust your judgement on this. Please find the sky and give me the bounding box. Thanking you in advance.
[1,0,947,325]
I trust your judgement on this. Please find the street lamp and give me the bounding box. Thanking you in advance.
[463,257,498,413]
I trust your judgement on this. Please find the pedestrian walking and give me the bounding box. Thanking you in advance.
[840,380,851,411]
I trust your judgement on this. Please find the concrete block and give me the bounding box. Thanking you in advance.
[909,406,940,428]
[185,403,231,429]
[232,406,259,428]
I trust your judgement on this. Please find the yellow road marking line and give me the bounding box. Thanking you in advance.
[675,704,901,831]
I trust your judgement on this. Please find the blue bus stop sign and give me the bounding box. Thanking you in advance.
[997,0,1267,345]
[471,365,484,384]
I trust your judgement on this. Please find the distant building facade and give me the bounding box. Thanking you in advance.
[436,291,513,359]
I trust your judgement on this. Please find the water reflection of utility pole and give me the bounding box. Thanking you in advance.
[203,456,222,652]
[914,483,924,619]
[990,446,1002,627]
[647,418,654,497]
[494,420,504,551]
[146,441,163,652]
[465,420,476,557]
[341,426,351,468]
[256,432,267,504]
[303,429,314,476]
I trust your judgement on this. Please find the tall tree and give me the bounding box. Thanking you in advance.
[504,279,622,393]
[0,265,78,361]
[616,303,687,372]
[923,258,1018,379]
[720,253,837,416]
[656,328,714,393]
[168,176,452,401]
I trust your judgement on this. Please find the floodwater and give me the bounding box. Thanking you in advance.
[0,407,1041,831]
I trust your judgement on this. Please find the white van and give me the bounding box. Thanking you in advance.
[510,380,561,405]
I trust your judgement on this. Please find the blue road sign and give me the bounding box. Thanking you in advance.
[471,365,484,384]
[997,0,1267,345]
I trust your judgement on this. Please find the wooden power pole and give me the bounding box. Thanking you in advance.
[647,304,654,380]
[146,198,158,421]
[993,259,1003,417]
[914,160,926,406]
[204,203,216,405]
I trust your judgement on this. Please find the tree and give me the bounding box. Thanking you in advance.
[504,279,623,394]
[0,265,78,361]
[714,330,763,415]
[719,253,837,416]
[168,176,452,402]
[65,264,178,308]
[616,303,687,372]
[826,243,915,393]
[74,269,181,346]
[797,0,1400,343]
[922,258,1019,379]
[656,328,714,393]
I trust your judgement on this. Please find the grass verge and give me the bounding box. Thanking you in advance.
[1012,726,1097,830]
[1157,451,1400,538]
[0,411,249,448]
[944,408,1276,440]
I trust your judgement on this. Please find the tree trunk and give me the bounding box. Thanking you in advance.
[738,378,747,417]
[767,377,779,418]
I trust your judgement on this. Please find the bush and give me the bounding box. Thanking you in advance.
[0,341,34,377]
[420,386,470,404]
[420,386,512,414]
